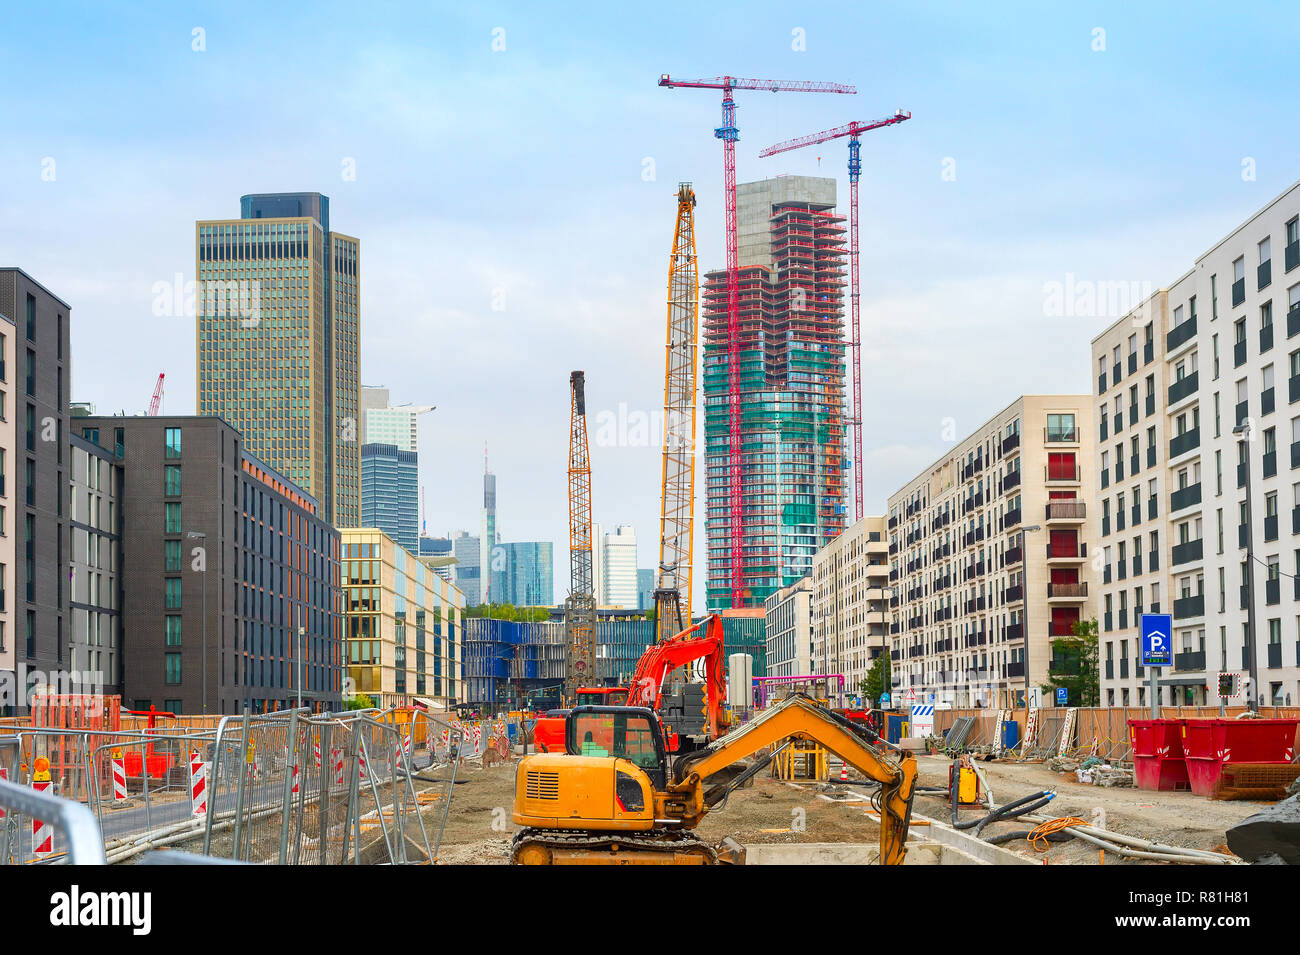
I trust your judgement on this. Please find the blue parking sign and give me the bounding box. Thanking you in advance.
[1056,687,1068,704]
[1140,613,1173,666]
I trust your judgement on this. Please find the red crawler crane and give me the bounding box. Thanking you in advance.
[147,373,165,416]
[760,111,912,522]
[658,75,856,607]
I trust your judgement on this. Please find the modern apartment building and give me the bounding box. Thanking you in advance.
[811,515,890,694]
[68,433,123,696]
[360,442,418,552]
[340,527,463,708]
[702,176,848,610]
[1094,178,1300,709]
[0,269,71,708]
[195,192,360,526]
[764,576,813,678]
[887,396,1096,708]
[79,415,343,714]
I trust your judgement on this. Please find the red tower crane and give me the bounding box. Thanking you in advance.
[759,110,912,522]
[147,373,165,416]
[658,74,856,608]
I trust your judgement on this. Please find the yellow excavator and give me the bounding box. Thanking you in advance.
[511,694,919,864]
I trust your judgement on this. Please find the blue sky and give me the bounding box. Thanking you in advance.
[2,1,1298,608]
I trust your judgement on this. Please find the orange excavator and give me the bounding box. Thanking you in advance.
[626,614,728,751]
[533,615,728,754]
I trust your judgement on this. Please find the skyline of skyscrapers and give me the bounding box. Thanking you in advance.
[702,176,849,610]
[195,191,360,526]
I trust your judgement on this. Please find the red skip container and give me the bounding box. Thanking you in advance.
[1128,718,1189,791]
[1180,718,1299,797]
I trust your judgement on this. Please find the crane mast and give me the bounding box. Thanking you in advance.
[655,184,699,643]
[658,74,855,607]
[564,370,597,702]
[759,111,912,522]
[147,373,165,416]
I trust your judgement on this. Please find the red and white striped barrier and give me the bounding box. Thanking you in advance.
[332,748,343,787]
[314,739,321,769]
[32,760,53,856]
[290,761,300,796]
[112,757,128,802]
[358,746,369,782]
[0,766,7,819]
[190,755,208,817]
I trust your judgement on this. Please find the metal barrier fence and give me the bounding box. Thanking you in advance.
[0,707,466,865]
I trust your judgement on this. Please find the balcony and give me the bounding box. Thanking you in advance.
[1170,483,1201,513]
[1130,505,1141,527]
[1130,453,1139,476]
[1263,449,1277,479]
[1168,371,1198,406]
[1002,431,1020,454]
[1045,464,1082,483]
[1234,338,1247,368]
[1287,239,1299,274]
[1113,362,1121,386]
[1235,399,1249,428]
[1167,314,1197,351]
[1232,276,1245,307]
[1105,660,1114,681]
[1169,428,1200,459]
[1262,386,1276,417]
[1046,500,1086,521]
[1261,324,1275,355]
[1099,419,1109,441]
[1145,393,1156,417]
[1127,353,1138,375]
[1291,373,1300,405]
[1006,662,1025,678]
[1144,339,1154,364]
[1266,577,1281,605]
[1046,542,1087,560]
[1098,372,1107,395]
[1259,258,1272,290]
[1004,584,1023,604]
[1004,545,1023,566]
[1119,659,1130,680]
[1147,446,1156,468]
[1173,593,1205,620]
[1268,643,1283,669]
[1004,470,1021,492]
[1006,623,1024,642]
[1048,581,1088,599]
[1174,650,1206,672]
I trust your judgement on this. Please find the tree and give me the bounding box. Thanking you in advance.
[464,603,551,622]
[1044,617,1101,707]
[345,692,376,711]
[860,654,889,705]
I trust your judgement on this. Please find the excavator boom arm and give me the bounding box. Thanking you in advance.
[627,614,727,739]
[671,695,918,863]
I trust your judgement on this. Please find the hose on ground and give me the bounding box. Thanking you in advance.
[983,828,1075,847]
[951,786,1054,831]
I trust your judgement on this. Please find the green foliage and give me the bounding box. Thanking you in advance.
[345,692,376,711]
[463,603,552,622]
[860,654,890,704]
[1045,617,1101,707]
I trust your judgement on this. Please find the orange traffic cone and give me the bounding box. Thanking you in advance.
[839,761,849,782]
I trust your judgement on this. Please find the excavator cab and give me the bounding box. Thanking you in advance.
[565,705,669,792]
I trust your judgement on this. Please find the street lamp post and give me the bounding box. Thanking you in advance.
[1020,524,1043,709]
[186,530,208,715]
[1233,424,1260,713]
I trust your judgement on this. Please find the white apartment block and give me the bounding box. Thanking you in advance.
[1093,179,1300,709]
[888,396,1096,708]
[764,577,813,678]
[810,515,889,694]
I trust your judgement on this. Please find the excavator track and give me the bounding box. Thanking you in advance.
[510,827,718,865]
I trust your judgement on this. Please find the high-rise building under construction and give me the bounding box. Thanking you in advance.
[703,176,848,610]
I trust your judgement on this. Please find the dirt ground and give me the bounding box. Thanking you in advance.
[433,761,883,864]
[432,753,1272,865]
